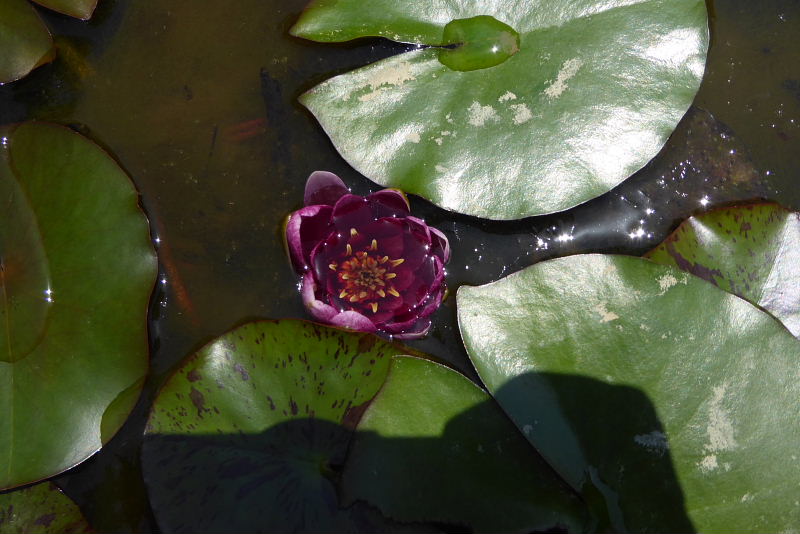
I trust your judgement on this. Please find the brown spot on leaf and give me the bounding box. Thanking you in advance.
[189,387,206,417]
[187,369,201,382]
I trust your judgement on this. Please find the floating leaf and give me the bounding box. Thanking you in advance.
[0,122,156,489]
[292,0,709,219]
[458,254,800,532]
[142,320,419,533]
[646,202,800,337]
[0,0,54,84]
[31,0,97,20]
[0,482,90,533]
[341,356,587,533]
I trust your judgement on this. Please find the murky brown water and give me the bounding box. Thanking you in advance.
[1,0,798,530]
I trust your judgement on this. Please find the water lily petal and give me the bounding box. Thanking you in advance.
[368,189,410,217]
[286,205,333,273]
[330,310,377,332]
[301,272,339,322]
[332,194,372,231]
[392,319,432,340]
[304,171,349,206]
[429,226,451,264]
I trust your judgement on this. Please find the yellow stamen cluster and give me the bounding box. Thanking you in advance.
[333,232,404,313]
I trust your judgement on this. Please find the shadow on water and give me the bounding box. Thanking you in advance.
[141,372,694,533]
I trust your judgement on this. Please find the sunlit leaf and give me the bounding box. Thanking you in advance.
[292,0,708,219]
[0,0,54,84]
[0,482,90,534]
[342,356,588,533]
[142,320,422,533]
[0,122,156,489]
[646,202,800,337]
[458,254,800,532]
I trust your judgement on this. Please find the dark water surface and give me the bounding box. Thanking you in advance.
[1,0,798,531]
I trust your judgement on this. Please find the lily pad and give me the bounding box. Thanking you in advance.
[0,122,156,489]
[458,254,800,532]
[142,320,418,533]
[342,356,587,533]
[646,203,800,337]
[0,482,90,533]
[0,0,54,84]
[292,0,709,219]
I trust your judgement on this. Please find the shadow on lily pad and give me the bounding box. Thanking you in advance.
[142,372,693,533]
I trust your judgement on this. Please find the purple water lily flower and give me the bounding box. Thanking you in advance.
[286,171,450,340]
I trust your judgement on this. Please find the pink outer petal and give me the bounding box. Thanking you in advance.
[286,205,332,273]
[301,272,338,323]
[368,189,410,217]
[429,226,451,264]
[304,171,349,207]
[330,310,377,333]
[390,319,432,340]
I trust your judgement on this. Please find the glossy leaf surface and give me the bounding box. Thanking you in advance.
[0,482,90,533]
[342,356,587,533]
[31,0,97,20]
[293,0,708,219]
[142,320,413,533]
[458,254,800,532]
[0,122,156,489]
[0,0,53,84]
[646,202,800,337]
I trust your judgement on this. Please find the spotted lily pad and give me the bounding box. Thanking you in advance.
[0,0,98,83]
[0,482,90,533]
[142,320,420,533]
[646,203,800,337]
[458,254,800,532]
[292,0,709,219]
[341,356,587,533]
[0,122,156,489]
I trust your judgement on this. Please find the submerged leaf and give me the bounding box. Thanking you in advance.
[0,0,54,84]
[293,0,709,219]
[31,0,98,20]
[458,254,800,532]
[0,122,156,489]
[646,203,800,337]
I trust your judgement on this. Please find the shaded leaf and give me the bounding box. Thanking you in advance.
[0,0,54,84]
[142,320,421,533]
[646,202,800,337]
[458,254,800,532]
[0,122,156,489]
[0,482,90,533]
[292,0,708,219]
[342,356,587,533]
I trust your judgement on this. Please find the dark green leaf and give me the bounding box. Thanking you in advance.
[646,202,800,337]
[0,0,54,84]
[142,320,416,533]
[292,0,708,219]
[342,356,587,533]
[0,122,156,489]
[0,482,90,533]
[458,254,800,532]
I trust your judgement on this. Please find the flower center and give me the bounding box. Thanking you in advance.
[328,235,403,314]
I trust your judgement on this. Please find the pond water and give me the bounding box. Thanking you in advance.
[1,0,798,531]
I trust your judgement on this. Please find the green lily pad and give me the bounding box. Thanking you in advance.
[31,0,97,20]
[0,0,54,84]
[646,203,800,337]
[0,122,156,489]
[0,482,90,533]
[458,254,800,532]
[341,356,587,533]
[142,320,419,533]
[292,0,709,220]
